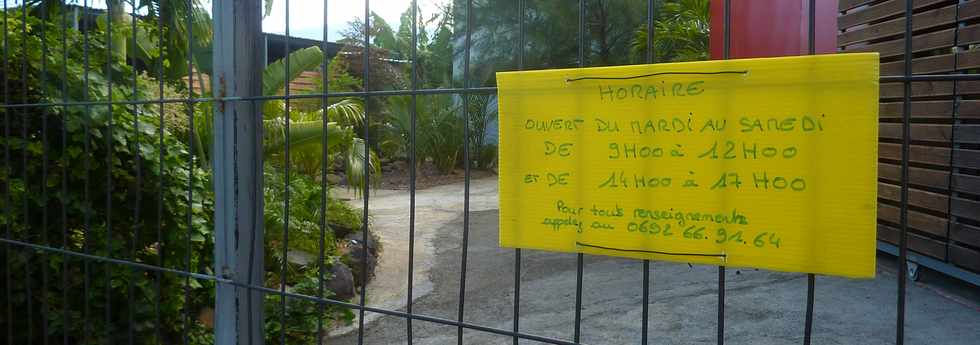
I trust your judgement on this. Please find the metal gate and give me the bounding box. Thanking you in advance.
[0,0,964,344]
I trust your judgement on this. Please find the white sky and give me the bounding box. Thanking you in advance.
[262,0,450,41]
[17,0,450,42]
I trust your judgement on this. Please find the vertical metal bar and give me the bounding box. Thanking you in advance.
[639,148,651,332]
[357,0,372,343]
[18,2,32,343]
[513,1,525,344]
[804,1,817,345]
[946,0,964,267]
[105,2,115,340]
[282,0,293,343]
[318,1,330,344]
[897,0,914,344]
[513,247,522,342]
[39,2,51,344]
[407,0,419,342]
[642,1,654,344]
[183,0,196,342]
[457,0,474,343]
[155,4,166,344]
[804,275,815,345]
[1,0,8,342]
[717,268,725,345]
[578,0,586,65]
[60,4,70,344]
[807,0,815,55]
[575,0,586,342]
[245,104,266,345]
[128,1,141,344]
[646,0,654,63]
[81,1,93,342]
[719,1,731,344]
[1,2,8,343]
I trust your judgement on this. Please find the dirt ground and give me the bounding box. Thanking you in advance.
[376,160,496,190]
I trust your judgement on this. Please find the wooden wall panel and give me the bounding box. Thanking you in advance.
[841,0,980,271]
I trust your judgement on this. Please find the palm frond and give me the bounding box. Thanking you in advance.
[345,137,381,197]
[263,46,325,96]
[325,99,365,127]
[263,118,352,155]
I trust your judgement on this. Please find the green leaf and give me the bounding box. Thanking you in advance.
[193,41,214,76]
[190,232,205,242]
[345,137,381,195]
[262,46,324,96]
[188,278,203,289]
[263,119,350,154]
[325,99,364,127]
[370,13,398,52]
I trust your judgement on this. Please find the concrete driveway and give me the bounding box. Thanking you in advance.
[330,177,980,345]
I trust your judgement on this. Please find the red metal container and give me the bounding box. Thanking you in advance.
[710,0,838,59]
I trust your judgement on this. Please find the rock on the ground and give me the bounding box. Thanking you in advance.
[345,231,379,255]
[326,173,343,185]
[325,259,356,300]
[286,249,314,266]
[344,231,379,285]
[346,248,377,286]
[392,160,408,172]
[330,223,356,238]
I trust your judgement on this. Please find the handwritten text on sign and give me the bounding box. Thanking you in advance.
[497,54,879,278]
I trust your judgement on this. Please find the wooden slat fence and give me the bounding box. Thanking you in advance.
[184,69,321,95]
[840,0,980,275]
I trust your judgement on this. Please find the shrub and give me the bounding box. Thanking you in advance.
[263,265,355,345]
[0,10,360,345]
[264,162,337,259]
[467,95,498,169]
[387,94,464,174]
[0,12,214,344]
[263,163,363,345]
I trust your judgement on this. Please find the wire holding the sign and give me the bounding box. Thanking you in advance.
[575,241,727,260]
[565,70,748,82]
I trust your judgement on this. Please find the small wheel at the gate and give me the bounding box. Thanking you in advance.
[907,261,921,281]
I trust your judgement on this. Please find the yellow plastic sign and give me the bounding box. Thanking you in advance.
[497,53,879,278]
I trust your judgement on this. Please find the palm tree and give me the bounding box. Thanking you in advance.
[92,0,376,191]
[192,46,381,192]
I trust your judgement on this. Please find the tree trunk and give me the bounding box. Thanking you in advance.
[106,0,128,61]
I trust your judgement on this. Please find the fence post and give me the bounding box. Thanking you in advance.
[213,0,265,344]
